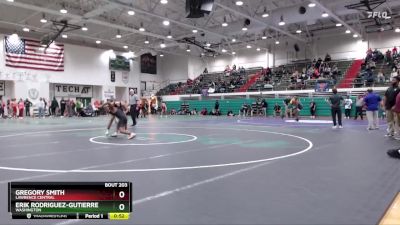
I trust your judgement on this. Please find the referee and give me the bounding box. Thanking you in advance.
[129,89,139,126]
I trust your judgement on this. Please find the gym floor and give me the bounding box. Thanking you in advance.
[0,115,399,225]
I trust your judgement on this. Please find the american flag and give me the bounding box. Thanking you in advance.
[5,36,64,71]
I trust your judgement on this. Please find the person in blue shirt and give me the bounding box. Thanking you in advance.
[364,88,382,130]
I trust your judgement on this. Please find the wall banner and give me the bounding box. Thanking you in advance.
[54,84,93,97]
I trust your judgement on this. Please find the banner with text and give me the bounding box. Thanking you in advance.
[54,84,93,97]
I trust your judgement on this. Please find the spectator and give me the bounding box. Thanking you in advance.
[283,97,291,118]
[391,68,398,79]
[354,95,364,120]
[38,97,45,118]
[310,100,316,119]
[386,49,392,64]
[203,68,208,74]
[274,103,281,118]
[328,88,344,129]
[377,70,385,84]
[50,97,59,117]
[343,96,353,119]
[0,96,4,118]
[393,46,398,57]
[289,97,301,122]
[11,98,17,119]
[383,76,400,137]
[364,88,381,130]
[76,100,83,116]
[261,99,268,117]
[24,98,32,117]
[18,98,24,118]
[60,97,66,117]
[240,102,249,117]
[227,109,234,116]
[200,108,208,116]
[324,53,332,62]
[214,100,220,114]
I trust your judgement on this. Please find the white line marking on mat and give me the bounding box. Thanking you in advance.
[55,161,271,225]
[0,126,313,172]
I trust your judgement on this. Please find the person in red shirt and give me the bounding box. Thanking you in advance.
[18,98,24,118]
[392,46,398,57]
[11,98,17,118]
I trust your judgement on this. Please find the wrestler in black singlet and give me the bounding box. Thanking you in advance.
[110,105,128,129]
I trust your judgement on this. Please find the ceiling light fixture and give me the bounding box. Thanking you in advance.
[279,15,285,26]
[144,37,149,44]
[232,51,236,55]
[116,30,121,38]
[40,14,47,23]
[242,26,248,31]
[206,42,211,47]
[308,3,316,7]
[167,31,173,39]
[256,48,261,51]
[163,20,170,26]
[232,38,236,42]
[345,29,351,34]
[222,49,227,53]
[22,27,29,32]
[235,1,243,6]
[262,7,269,18]
[322,12,329,17]
[336,23,342,27]
[62,34,67,38]
[160,0,168,4]
[275,40,280,44]
[246,45,252,49]
[296,29,302,34]
[160,54,164,57]
[192,29,198,33]
[222,17,228,27]
[160,41,166,48]
[128,10,135,15]
[395,28,400,33]
[123,45,128,49]
[139,22,145,31]
[353,34,358,38]
[60,7,68,14]
[81,24,88,31]
[96,40,101,44]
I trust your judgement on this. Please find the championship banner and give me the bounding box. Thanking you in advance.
[54,84,93,98]
[0,81,4,96]
[140,53,157,74]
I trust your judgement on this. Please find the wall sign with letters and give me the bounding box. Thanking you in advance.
[54,84,93,98]
[0,81,4,96]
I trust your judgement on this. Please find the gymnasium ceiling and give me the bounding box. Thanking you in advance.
[0,0,399,57]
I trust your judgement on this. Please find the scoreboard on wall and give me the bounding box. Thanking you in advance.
[8,182,132,220]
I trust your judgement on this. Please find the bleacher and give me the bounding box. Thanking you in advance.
[248,60,353,92]
[157,67,263,96]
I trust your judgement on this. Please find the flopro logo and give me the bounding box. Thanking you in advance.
[367,11,391,19]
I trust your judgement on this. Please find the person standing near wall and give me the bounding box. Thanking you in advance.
[354,95,364,120]
[60,97,66,117]
[18,98,24,118]
[51,97,59,117]
[129,89,139,126]
[343,96,353,119]
[24,98,32,117]
[328,88,344,129]
[0,96,4,119]
[310,100,316,119]
[37,97,44,118]
[382,76,400,137]
[364,88,381,130]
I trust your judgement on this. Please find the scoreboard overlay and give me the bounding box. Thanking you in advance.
[8,182,132,220]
